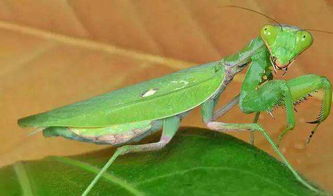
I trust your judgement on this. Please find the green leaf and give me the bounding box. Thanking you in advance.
[0,127,324,196]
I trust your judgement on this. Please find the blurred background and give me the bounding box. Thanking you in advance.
[0,0,332,191]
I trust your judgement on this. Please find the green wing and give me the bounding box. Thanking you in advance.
[18,61,225,127]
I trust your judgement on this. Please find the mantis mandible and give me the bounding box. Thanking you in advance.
[18,23,332,195]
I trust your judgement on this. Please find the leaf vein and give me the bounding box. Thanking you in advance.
[0,20,193,70]
[135,166,298,196]
[13,162,34,196]
[51,156,144,196]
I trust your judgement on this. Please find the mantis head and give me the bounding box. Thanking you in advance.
[260,24,313,72]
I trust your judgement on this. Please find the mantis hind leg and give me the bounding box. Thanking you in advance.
[82,116,181,196]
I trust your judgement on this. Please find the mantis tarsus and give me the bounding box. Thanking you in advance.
[18,24,332,195]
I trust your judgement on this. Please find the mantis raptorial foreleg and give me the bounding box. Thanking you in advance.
[240,74,331,144]
[281,74,332,143]
[82,116,181,196]
[241,79,296,145]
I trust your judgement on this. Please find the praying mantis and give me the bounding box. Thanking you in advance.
[18,23,332,195]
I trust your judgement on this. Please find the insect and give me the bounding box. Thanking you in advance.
[18,22,331,195]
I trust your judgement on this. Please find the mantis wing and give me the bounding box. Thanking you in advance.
[18,61,224,127]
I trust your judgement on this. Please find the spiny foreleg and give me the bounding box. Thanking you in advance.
[286,74,332,143]
[240,74,332,144]
[240,79,296,145]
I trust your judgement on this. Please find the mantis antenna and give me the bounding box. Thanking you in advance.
[223,5,333,35]
[222,5,283,29]
[304,29,333,35]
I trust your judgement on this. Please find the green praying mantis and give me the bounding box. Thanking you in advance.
[18,22,332,195]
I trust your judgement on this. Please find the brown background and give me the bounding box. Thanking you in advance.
[0,0,332,191]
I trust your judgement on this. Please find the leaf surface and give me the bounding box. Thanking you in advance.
[0,128,322,196]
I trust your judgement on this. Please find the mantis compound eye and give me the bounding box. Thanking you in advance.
[260,24,279,46]
[295,31,313,55]
[262,25,273,35]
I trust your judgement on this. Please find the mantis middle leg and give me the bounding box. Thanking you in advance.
[202,74,331,193]
[203,94,260,145]
[203,101,319,192]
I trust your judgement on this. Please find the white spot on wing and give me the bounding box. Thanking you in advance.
[142,88,158,97]
[171,80,189,85]
[179,80,189,85]
[171,80,189,90]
